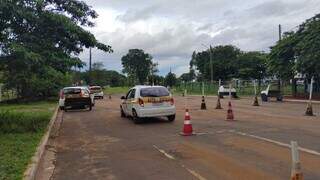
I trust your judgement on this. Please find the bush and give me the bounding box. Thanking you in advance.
[0,111,51,134]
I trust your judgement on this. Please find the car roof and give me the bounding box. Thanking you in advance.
[132,85,166,89]
[63,86,88,89]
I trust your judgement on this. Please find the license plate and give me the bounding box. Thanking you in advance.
[152,102,163,106]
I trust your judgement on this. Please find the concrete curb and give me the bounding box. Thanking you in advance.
[283,99,320,104]
[181,95,320,104]
[23,106,59,180]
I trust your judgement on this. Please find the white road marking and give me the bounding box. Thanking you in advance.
[181,164,207,180]
[153,145,207,180]
[231,130,320,156]
[153,145,175,160]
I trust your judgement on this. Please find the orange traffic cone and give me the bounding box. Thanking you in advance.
[201,96,207,110]
[305,102,313,116]
[226,101,234,121]
[253,95,259,106]
[215,96,222,109]
[180,109,194,136]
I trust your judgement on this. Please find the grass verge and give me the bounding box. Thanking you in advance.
[104,86,130,95]
[0,101,56,180]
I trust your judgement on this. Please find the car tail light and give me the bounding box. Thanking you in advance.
[60,90,64,99]
[80,90,84,97]
[138,98,144,107]
[170,98,175,105]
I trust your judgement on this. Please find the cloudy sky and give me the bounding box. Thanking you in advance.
[80,0,320,76]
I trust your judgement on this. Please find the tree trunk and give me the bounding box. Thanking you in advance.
[292,78,297,97]
[277,79,281,91]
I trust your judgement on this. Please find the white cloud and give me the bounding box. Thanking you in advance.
[80,0,320,76]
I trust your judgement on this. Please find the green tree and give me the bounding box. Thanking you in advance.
[294,14,320,78]
[179,69,196,82]
[238,51,268,86]
[268,32,297,81]
[121,49,153,84]
[148,75,164,85]
[191,45,241,81]
[268,13,320,94]
[0,0,112,98]
[165,72,177,87]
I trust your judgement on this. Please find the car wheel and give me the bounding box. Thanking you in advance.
[64,108,68,112]
[120,106,126,118]
[168,115,175,122]
[261,94,268,102]
[132,109,142,124]
[277,95,283,101]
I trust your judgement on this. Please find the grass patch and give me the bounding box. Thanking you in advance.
[0,101,56,180]
[0,111,51,133]
[0,133,43,180]
[0,101,56,113]
[104,86,130,95]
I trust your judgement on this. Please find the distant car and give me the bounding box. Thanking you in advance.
[260,84,283,102]
[120,85,176,124]
[59,86,95,111]
[218,85,238,98]
[89,86,104,99]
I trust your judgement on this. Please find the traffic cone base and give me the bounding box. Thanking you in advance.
[181,109,195,136]
[291,172,303,180]
[226,101,235,121]
[305,103,313,116]
[253,96,259,106]
[215,97,222,109]
[201,96,207,110]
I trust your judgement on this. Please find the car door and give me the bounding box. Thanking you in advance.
[122,89,132,115]
[126,89,136,116]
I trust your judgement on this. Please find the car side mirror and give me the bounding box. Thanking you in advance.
[120,96,126,100]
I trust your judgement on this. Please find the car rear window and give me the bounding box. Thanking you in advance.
[140,87,169,97]
[90,87,102,91]
[64,88,81,94]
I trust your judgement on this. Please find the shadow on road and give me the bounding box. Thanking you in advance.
[136,117,172,125]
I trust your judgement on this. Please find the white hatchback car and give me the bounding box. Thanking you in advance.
[120,86,176,123]
[89,86,104,99]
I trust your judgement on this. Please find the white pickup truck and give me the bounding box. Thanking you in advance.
[260,84,283,102]
[218,85,238,98]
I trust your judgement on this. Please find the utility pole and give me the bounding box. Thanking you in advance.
[89,47,92,85]
[278,24,282,41]
[209,45,213,83]
[278,24,282,90]
[89,47,92,71]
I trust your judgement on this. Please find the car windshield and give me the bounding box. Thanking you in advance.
[64,88,81,94]
[140,87,169,97]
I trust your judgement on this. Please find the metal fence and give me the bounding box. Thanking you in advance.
[0,87,17,102]
[173,80,295,97]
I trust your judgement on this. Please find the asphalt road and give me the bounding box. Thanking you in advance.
[49,95,320,180]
